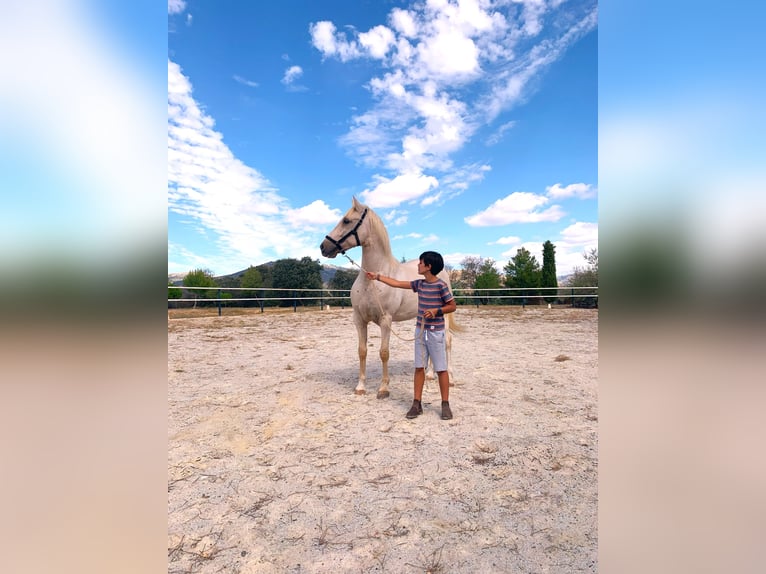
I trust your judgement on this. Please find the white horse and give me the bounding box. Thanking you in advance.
[320,197,458,398]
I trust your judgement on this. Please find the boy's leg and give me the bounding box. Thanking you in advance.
[437,370,449,402]
[413,368,425,401]
[438,370,452,419]
[406,368,426,418]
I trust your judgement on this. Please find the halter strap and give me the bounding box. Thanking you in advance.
[324,208,368,254]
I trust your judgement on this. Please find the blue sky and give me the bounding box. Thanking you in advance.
[168,0,598,277]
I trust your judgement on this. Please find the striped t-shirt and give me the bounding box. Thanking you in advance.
[410,278,454,330]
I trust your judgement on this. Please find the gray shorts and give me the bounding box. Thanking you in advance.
[414,327,447,372]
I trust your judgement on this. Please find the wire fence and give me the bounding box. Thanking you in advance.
[168,285,598,315]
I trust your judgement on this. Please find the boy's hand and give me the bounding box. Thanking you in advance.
[365,271,377,281]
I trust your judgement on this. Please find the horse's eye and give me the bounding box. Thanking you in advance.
[343,218,351,224]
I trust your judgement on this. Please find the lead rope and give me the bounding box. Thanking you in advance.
[340,252,419,343]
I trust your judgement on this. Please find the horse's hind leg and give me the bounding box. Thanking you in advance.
[377,316,392,399]
[354,317,368,395]
[446,328,455,385]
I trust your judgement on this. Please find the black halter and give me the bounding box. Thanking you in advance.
[324,208,368,255]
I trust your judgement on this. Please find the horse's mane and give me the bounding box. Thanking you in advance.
[364,205,395,259]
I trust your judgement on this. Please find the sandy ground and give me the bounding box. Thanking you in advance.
[168,306,598,573]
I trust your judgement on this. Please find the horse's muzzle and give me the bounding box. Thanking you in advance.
[320,238,339,258]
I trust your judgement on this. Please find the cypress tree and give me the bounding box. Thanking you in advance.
[541,240,558,303]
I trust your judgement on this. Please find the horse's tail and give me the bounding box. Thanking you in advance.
[446,312,464,333]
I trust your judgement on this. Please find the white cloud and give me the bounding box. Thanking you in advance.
[392,232,423,240]
[444,252,482,268]
[420,192,443,206]
[233,74,259,88]
[546,182,596,200]
[390,8,418,38]
[514,0,547,37]
[392,232,440,244]
[486,120,516,146]
[309,21,362,62]
[359,172,439,208]
[465,191,565,226]
[282,65,303,85]
[281,65,308,92]
[553,222,598,276]
[383,209,410,226]
[286,200,341,228]
[168,0,186,15]
[440,162,491,193]
[417,27,481,79]
[501,240,544,260]
[490,235,522,245]
[482,5,597,121]
[168,60,329,272]
[310,1,597,210]
[359,25,396,59]
[560,221,598,245]
[168,241,214,274]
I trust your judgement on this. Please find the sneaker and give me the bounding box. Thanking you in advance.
[441,402,453,420]
[405,401,423,419]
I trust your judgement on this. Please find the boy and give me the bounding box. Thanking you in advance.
[366,251,457,420]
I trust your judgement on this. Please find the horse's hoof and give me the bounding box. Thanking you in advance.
[354,389,367,395]
[377,391,390,399]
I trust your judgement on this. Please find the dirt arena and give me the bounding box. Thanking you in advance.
[168,306,598,573]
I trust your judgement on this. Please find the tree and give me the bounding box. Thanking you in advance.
[474,259,502,304]
[240,266,263,307]
[585,247,598,274]
[241,266,263,289]
[328,268,357,307]
[458,255,484,290]
[566,248,598,287]
[168,281,182,308]
[329,268,357,291]
[541,240,558,303]
[183,268,218,306]
[272,257,323,306]
[563,248,598,307]
[504,248,541,304]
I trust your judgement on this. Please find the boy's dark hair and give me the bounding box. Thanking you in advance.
[419,251,445,275]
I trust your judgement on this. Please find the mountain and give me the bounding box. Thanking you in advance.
[168,272,187,286]
[168,262,351,287]
[320,264,349,285]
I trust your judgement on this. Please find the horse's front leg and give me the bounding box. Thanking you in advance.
[377,315,392,399]
[354,317,368,395]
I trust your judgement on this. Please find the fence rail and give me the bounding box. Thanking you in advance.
[168,285,598,314]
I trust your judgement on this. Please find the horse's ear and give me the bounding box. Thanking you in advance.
[352,196,363,211]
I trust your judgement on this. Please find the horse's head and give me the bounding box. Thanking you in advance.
[320,197,370,258]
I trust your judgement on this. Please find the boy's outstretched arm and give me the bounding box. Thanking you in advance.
[365,271,411,289]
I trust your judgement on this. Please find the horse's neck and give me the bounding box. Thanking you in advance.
[360,219,397,273]
[361,242,397,273]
